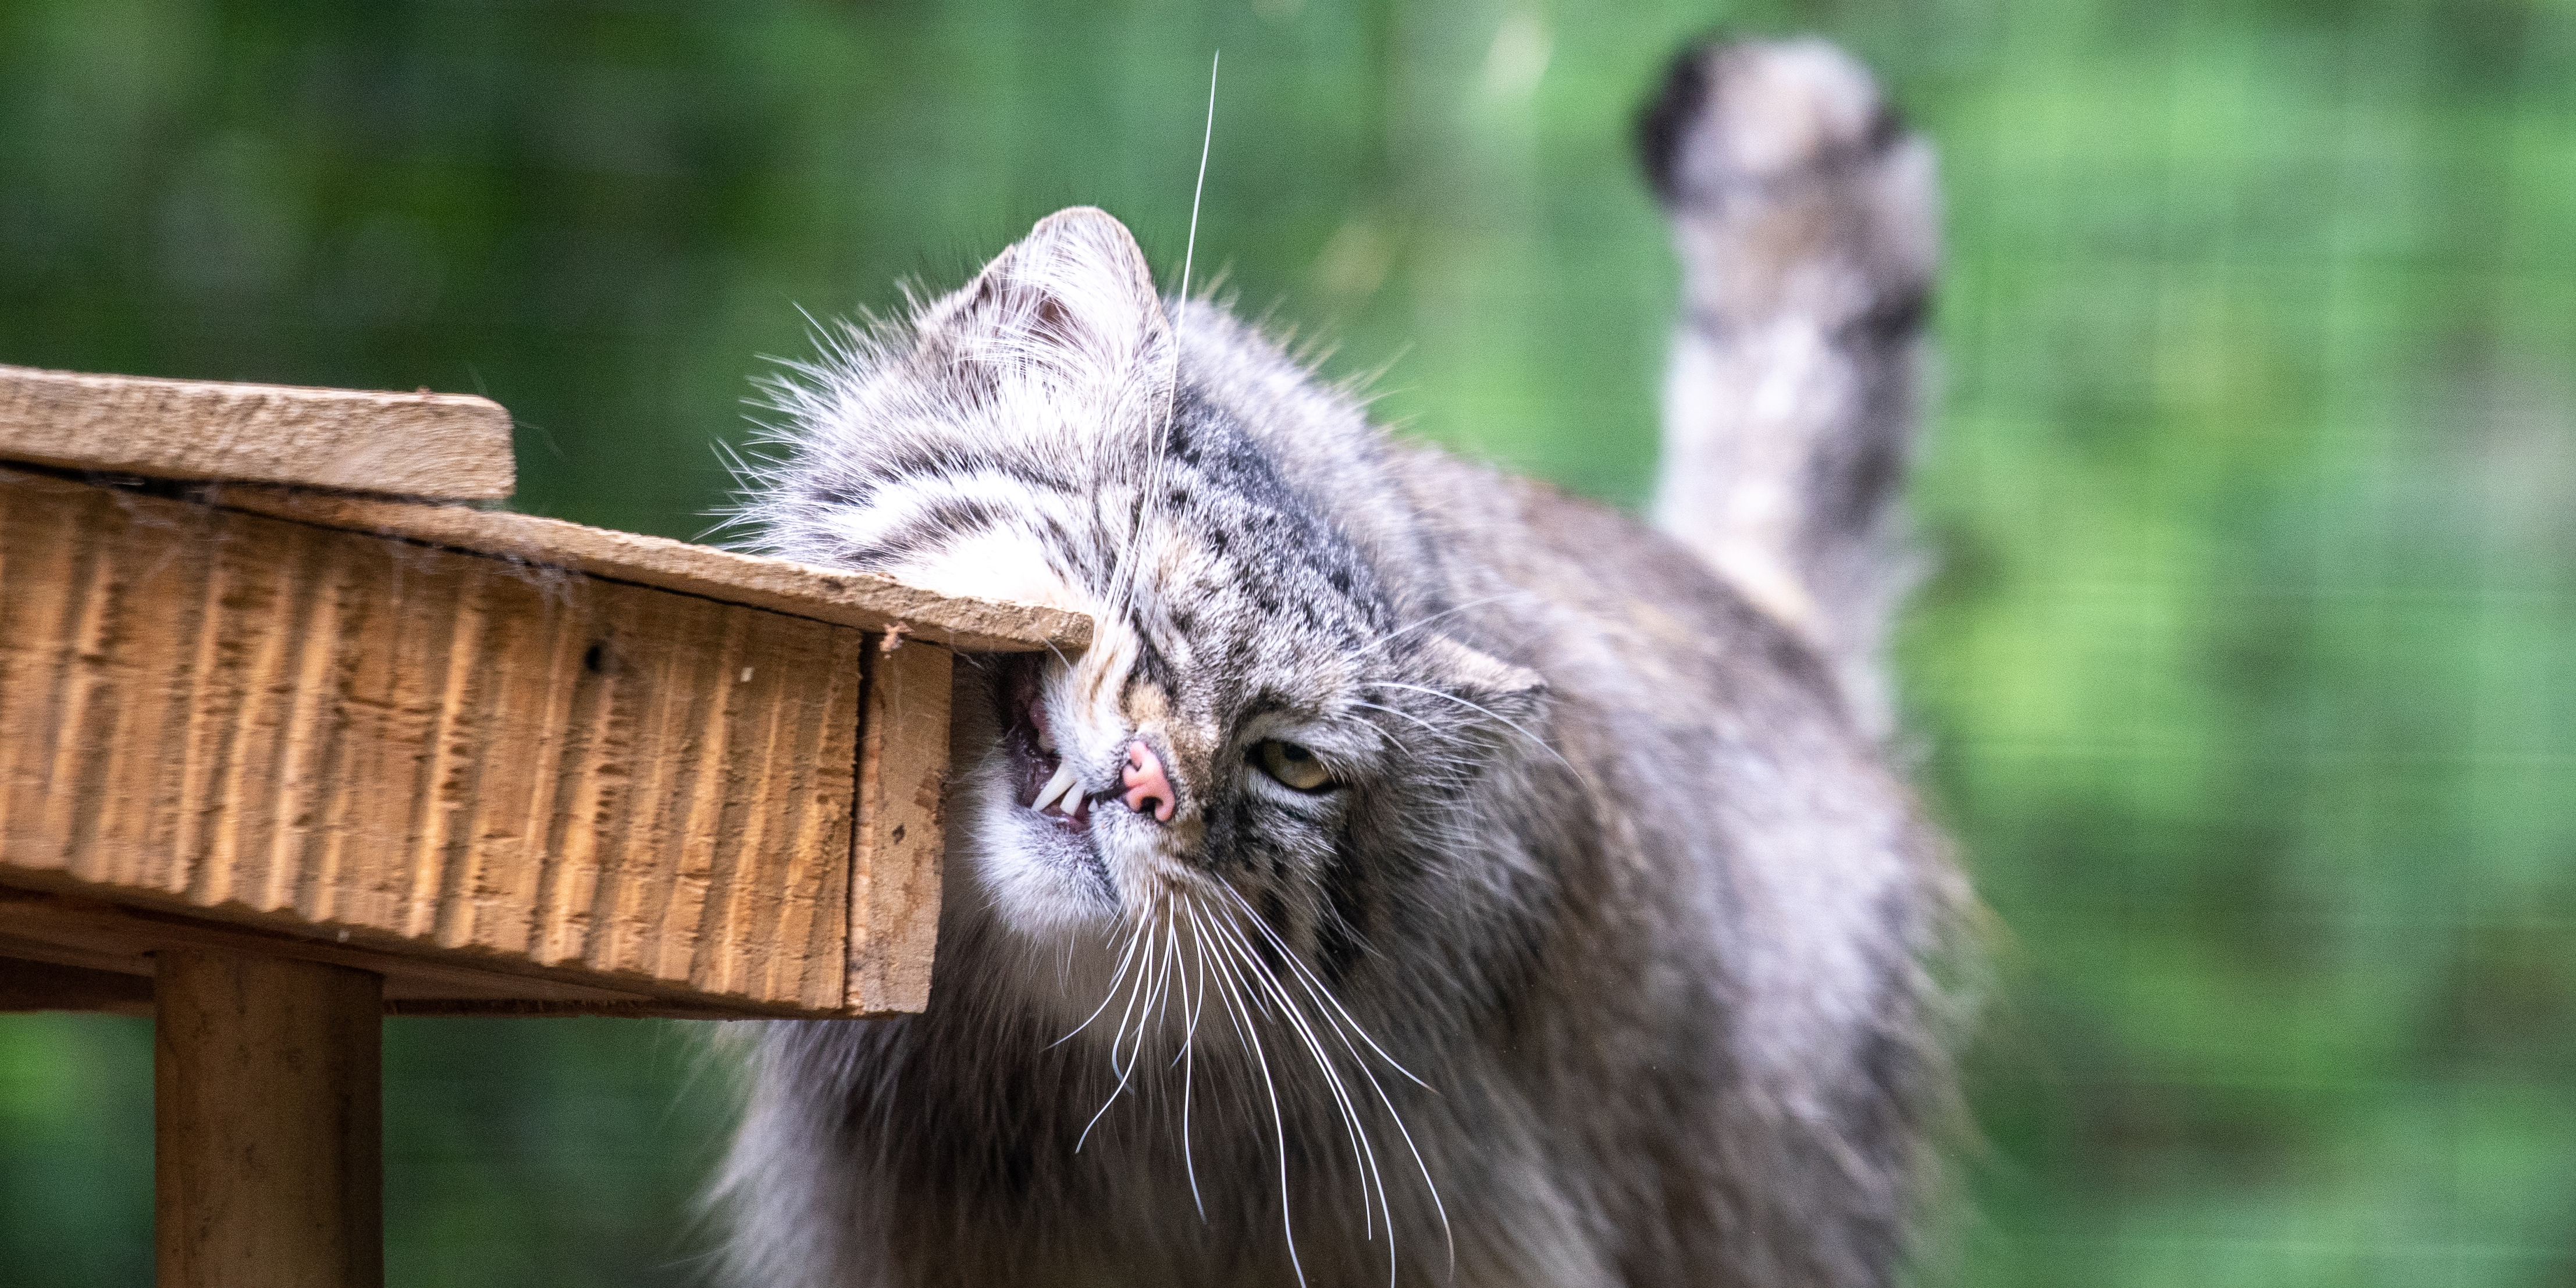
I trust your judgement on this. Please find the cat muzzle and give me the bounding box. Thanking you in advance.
[1120,741,1175,823]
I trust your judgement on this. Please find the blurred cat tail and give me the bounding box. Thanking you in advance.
[1636,36,1938,740]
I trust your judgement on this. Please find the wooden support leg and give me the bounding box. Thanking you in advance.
[155,948,383,1288]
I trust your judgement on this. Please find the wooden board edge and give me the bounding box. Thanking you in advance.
[0,363,514,499]
[383,998,914,1019]
[200,481,1094,653]
[0,955,154,1015]
[0,876,853,1020]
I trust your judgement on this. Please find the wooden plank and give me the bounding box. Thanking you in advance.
[0,364,512,499]
[0,887,848,1019]
[0,467,873,1013]
[211,484,1093,653]
[0,954,152,1015]
[0,885,712,1013]
[380,998,778,1018]
[848,638,953,1015]
[156,948,382,1288]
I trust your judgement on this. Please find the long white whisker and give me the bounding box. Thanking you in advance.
[1205,901,1390,1253]
[1365,679,1572,771]
[1354,592,1534,657]
[1222,885,1435,1091]
[1077,903,1165,1150]
[1109,50,1222,625]
[1216,888,1451,1276]
[1347,698,1444,745]
[1075,1014,1144,1150]
[1343,1042,1455,1280]
[1198,901,1306,1288]
[1179,899,1211,1220]
[1206,915,1368,1158]
[1054,913,1151,1048]
[1178,51,1218,330]
[1123,902,1180,1079]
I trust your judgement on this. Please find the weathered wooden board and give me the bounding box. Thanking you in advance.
[0,886,703,1015]
[851,639,952,1015]
[212,485,1093,654]
[0,364,513,499]
[0,364,1055,1288]
[0,465,927,1015]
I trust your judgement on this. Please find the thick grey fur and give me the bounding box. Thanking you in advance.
[718,35,1966,1288]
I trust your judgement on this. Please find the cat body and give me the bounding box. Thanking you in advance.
[723,38,1959,1288]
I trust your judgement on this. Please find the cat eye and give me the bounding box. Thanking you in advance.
[1253,739,1335,793]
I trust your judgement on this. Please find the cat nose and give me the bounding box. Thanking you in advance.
[1120,740,1176,823]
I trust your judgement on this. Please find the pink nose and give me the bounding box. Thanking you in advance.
[1121,740,1176,823]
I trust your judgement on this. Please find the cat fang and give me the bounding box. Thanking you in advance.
[990,649,1125,929]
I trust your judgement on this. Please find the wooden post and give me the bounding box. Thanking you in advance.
[155,948,383,1288]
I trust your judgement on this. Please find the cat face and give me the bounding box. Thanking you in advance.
[748,208,1543,1011]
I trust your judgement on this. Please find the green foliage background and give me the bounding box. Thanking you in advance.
[3,0,2573,1283]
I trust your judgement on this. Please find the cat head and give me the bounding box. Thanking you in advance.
[746,208,1546,1017]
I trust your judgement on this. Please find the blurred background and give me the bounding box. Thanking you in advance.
[3,0,2572,1283]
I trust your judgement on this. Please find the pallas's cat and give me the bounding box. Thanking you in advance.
[721,37,1963,1288]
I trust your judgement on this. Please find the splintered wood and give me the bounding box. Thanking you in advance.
[0,465,924,1015]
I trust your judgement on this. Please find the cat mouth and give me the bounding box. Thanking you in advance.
[999,655,1097,837]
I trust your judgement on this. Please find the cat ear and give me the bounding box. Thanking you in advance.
[1415,635,1550,731]
[924,207,1168,376]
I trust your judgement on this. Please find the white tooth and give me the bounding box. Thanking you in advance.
[1032,762,1080,814]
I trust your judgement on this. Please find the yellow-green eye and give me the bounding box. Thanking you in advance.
[1254,739,1334,792]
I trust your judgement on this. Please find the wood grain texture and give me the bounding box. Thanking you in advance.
[0,887,704,1013]
[156,948,382,1288]
[0,467,876,1013]
[212,484,1093,653]
[0,364,512,499]
[849,639,953,1015]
